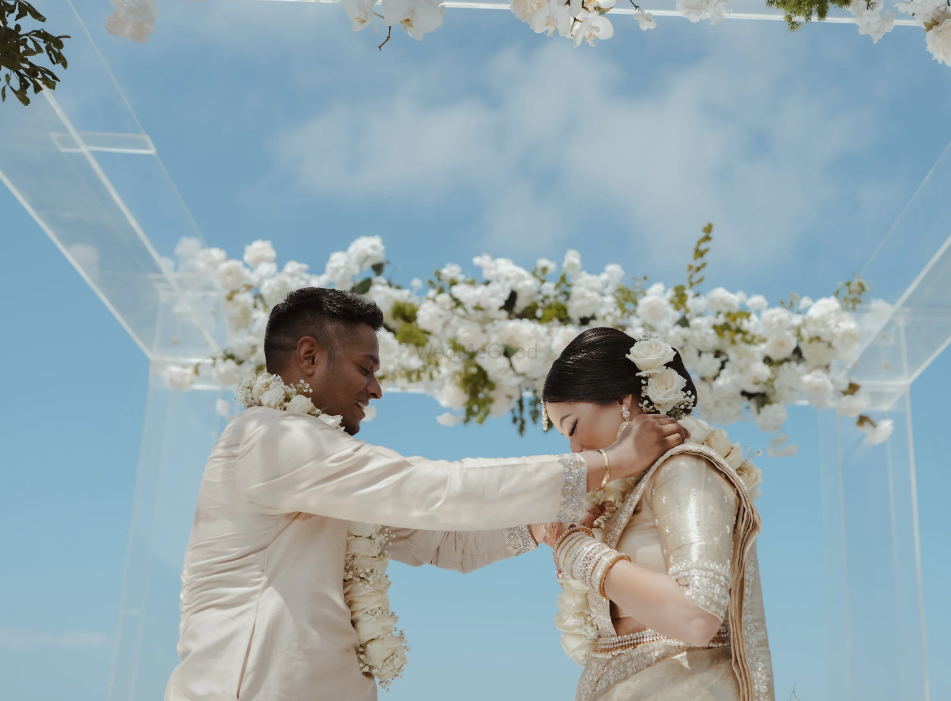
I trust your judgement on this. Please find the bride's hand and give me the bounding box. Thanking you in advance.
[535,504,605,549]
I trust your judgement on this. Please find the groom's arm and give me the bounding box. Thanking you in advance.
[383,526,537,574]
[234,410,589,530]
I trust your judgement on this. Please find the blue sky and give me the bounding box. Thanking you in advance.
[1,0,951,699]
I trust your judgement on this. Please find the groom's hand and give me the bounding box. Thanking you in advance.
[605,414,688,481]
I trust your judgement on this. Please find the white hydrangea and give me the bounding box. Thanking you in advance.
[243,240,277,269]
[325,251,361,290]
[706,287,741,314]
[563,249,582,276]
[753,402,788,432]
[567,272,604,323]
[801,369,834,408]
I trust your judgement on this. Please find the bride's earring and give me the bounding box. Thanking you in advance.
[616,405,631,441]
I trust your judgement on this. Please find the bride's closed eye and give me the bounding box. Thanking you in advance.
[569,419,578,437]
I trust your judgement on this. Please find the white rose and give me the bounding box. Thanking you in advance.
[832,317,860,355]
[800,339,838,367]
[551,326,580,356]
[801,369,834,409]
[626,339,676,375]
[645,368,687,414]
[243,239,277,268]
[216,260,251,291]
[213,358,243,385]
[164,365,196,391]
[560,631,595,666]
[706,287,741,314]
[760,307,793,336]
[563,249,582,275]
[737,459,763,502]
[764,332,797,360]
[743,361,771,388]
[346,580,391,615]
[637,295,672,327]
[347,536,383,558]
[251,373,280,402]
[349,522,378,538]
[363,634,405,674]
[415,301,446,333]
[836,392,868,417]
[703,428,732,458]
[859,418,894,445]
[746,294,769,311]
[436,412,464,426]
[353,615,395,642]
[437,382,468,411]
[753,402,788,432]
[723,442,744,470]
[286,394,316,414]
[926,16,951,66]
[317,413,343,429]
[679,416,711,443]
[260,385,285,409]
[557,578,591,611]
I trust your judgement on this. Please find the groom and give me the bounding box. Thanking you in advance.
[164,287,688,701]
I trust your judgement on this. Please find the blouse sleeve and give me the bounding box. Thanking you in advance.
[649,453,739,621]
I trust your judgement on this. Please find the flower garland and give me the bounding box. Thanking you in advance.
[554,414,763,665]
[163,229,892,448]
[236,372,410,687]
[106,0,951,69]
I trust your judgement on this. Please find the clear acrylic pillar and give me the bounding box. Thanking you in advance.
[818,391,929,701]
[107,375,226,701]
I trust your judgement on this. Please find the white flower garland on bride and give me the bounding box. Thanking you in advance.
[163,226,893,448]
[236,373,410,687]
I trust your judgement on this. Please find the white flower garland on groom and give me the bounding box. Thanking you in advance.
[237,373,410,688]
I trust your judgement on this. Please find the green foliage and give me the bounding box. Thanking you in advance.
[671,223,713,314]
[390,300,419,325]
[614,277,647,316]
[1,0,68,106]
[765,0,852,30]
[834,273,870,311]
[394,322,428,347]
[712,310,765,345]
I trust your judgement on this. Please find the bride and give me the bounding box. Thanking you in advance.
[538,327,774,701]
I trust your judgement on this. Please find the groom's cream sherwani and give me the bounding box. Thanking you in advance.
[164,406,586,701]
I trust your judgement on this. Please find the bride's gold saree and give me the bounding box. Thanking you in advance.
[575,443,774,701]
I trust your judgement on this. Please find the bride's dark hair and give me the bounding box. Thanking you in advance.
[542,327,697,416]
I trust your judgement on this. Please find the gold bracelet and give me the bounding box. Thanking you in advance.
[552,525,592,554]
[597,449,611,491]
[597,552,632,598]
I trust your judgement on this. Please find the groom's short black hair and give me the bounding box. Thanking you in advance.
[264,287,384,372]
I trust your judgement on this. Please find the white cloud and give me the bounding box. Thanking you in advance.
[271,32,880,267]
[0,628,109,648]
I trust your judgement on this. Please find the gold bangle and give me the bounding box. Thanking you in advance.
[552,525,592,554]
[597,449,611,491]
[597,553,632,598]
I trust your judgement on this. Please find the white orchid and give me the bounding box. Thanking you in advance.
[381,0,445,40]
[573,13,615,47]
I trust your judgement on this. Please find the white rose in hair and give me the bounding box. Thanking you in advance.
[626,339,676,374]
[737,459,763,502]
[286,394,316,414]
[645,368,687,414]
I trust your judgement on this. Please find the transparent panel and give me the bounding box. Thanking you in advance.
[818,395,928,701]
[0,0,221,362]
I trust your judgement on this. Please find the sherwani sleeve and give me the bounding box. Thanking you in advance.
[383,525,537,574]
[649,453,739,622]
[234,410,587,530]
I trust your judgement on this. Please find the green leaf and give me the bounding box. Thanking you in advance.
[371,261,386,276]
[351,278,372,295]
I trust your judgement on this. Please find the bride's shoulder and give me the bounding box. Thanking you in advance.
[650,446,722,488]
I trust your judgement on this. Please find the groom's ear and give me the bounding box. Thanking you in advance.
[295,336,329,375]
